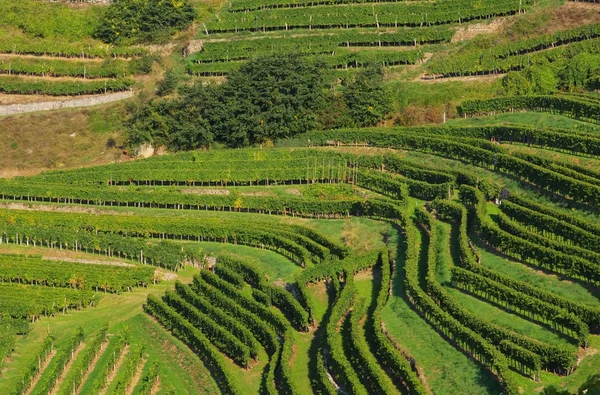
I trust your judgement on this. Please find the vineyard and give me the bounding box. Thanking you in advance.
[0,0,599,394]
[0,118,599,394]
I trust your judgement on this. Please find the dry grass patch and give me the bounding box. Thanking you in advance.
[0,105,124,174]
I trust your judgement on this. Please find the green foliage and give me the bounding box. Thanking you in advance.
[91,332,128,393]
[133,361,159,395]
[126,54,327,149]
[13,335,54,395]
[163,290,252,365]
[206,0,529,33]
[0,284,96,320]
[58,324,108,395]
[502,71,533,96]
[94,0,195,44]
[144,294,240,394]
[559,53,600,91]
[157,68,178,97]
[343,65,391,127]
[0,0,101,40]
[0,255,153,293]
[217,254,311,331]
[0,76,133,96]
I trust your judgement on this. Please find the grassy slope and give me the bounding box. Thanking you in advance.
[0,266,218,394]
[0,104,126,176]
[435,221,575,349]
[474,236,600,307]
[382,226,502,394]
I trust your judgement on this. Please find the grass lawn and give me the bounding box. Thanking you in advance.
[446,287,577,349]
[435,221,576,349]
[472,235,600,307]
[182,241,301,283]
[446,112,600,133]
[0,264,218,394]
[382,228,502,395]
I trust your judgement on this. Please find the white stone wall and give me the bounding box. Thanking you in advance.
[0,91,135,117]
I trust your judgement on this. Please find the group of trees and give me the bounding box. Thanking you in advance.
[500,53,600,96]
[126,54,391,150]
[94,0,195,44]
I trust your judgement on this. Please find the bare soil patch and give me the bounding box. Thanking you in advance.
[452,17,509,42]
[75,340,109,395]
[418,73,505,83]
[0,202,132,216]
[49,341,87,395]
[99,344,130,395]
[125,358,147,395]
[181,188,230,195]
[24,349,57,395]
[43,256,135,267]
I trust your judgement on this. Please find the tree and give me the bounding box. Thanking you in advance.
[343,65,391,127]
[559,53,600,92]
[157,68,179,97]
[125,54,328,151]
[524,62,558,95]
[94,0,195,44]
[501,71,532,95]
[181,53,328,147]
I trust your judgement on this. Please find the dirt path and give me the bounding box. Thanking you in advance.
[0,91,135,117]
[150,377,161,395]
[0,53,119,63]
[42,256,135,267]
[451,17,509,43]
[75,340,109,395]
[125,358,147,395]
[49,341,87,395]
[99,345,130,395]
[24,349,57,395]
[0,202,132,216]
[0,73,112,82]
[417,73,505,83]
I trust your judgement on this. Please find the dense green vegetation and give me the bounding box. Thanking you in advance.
[1,1,600,394]
[94,0,196,44]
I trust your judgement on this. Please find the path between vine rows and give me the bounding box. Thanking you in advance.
[0,90,135,117]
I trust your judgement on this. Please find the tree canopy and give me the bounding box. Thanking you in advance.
[94,0,195,44]
[125,54,329,150]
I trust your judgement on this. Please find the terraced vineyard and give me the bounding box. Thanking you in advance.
[0,0,599,394]
[187,0,533,76]
[0,120,599,394]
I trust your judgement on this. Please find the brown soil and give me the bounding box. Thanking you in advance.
[0,245,135,265]
[418,73,505,83]
[546,2,600,31]
[354,268,373,281]
[125,358,147,395]
[49,341,87,395]
[286,188,302,196]
[452,17,510,42]
[181,188,230,195]
[24,349,57,395]
[0,106,124,171]
[288,344,298,367]
[75,340,109,395]
[0,202,132,216]
[0,93,111,106]
[99,345,130,395]
[241,191,275,197]
[0,74,112,83]
[0,53,109,63]
[150,377,161,395]
[42,256,135,267]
